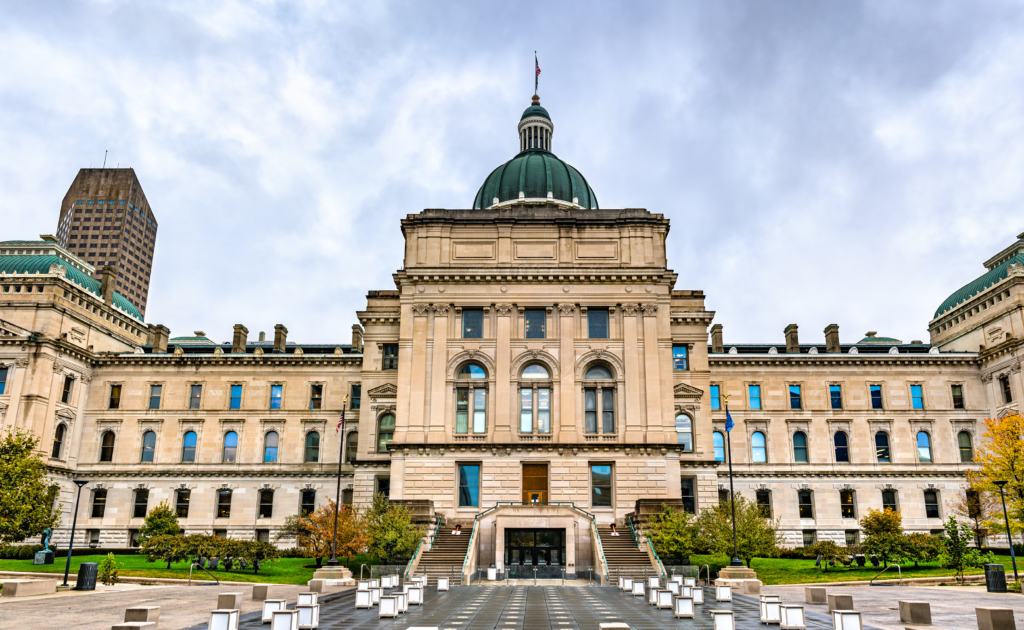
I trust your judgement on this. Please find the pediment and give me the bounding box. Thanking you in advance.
[0,318,29,338]
[368,383,398,399]
[673,382,704,399]
[56,408,76,421]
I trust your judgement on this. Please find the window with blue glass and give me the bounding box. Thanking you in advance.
[713,431,725,462]
[834,432,849,463]
[829,384,843,409]
[710,385,721,410]
[672,345,688,370]
[588,309,609,339]
[181,431,197,463]
[751,431,767,463]
[263,431,279,463]
[789,385,802,410]
[748,384,761,410]
[524,309,546,339]
[0,366,9,395]
[793,431,808,463]
[458,464,480,507]
[270,384,283,409]
[911,384,924,409]
[916,431,932,462]
[229,384,242,410]
[140,430,156,463]
[462,309,483,339]
[591,464,613,507]
[870,384,883,409]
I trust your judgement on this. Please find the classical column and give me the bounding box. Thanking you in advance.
[406,304,431,444]
[494,303,514,442]
[558,303,577,442]
[621,304,642,437]
[428,304,450,443]
[641,303,664,442]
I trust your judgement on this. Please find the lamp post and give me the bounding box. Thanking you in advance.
[62,479,89,587]
[326,395,348,567]
[994,480,1018,581]
[723,395,742,567]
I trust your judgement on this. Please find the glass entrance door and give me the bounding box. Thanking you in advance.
[505,528,565,577]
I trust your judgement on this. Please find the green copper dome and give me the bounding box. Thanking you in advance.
[934,250,1024,318]
[521,104,550,121]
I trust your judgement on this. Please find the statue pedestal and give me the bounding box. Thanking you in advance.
[311,565,354,585]
[33,551,54,566]
[715,565,761,595]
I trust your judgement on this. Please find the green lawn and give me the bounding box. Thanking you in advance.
[0,554,375,585]
[691,555,1017,585]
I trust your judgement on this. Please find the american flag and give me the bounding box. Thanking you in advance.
[336,408,345,434]
[535,53,541,92]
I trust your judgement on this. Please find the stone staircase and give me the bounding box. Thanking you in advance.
[414,526,473,585]
[597,525,657,579]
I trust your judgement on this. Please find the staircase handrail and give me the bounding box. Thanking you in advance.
[591,517,610,584]
[404,536,424,581]
[629,513,668,582]
[869,563,902,586]
[429,513,443,550]
[626,513,640,550]
[460,519,480,584]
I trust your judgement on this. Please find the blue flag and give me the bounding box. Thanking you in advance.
[725,409,734,432]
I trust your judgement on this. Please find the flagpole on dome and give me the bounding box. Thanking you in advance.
[724,394,743,567]
[535,52,541,96]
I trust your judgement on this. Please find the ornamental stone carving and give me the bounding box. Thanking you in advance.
[495,303,513,316]
[640,303,658,316]
[433,304,450,316]
[620,303,640,316]
[557,304,576,316]
[412,304,431,317]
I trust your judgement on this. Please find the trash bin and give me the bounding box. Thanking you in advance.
[75,562,99,591]
[488,564,497,581]
[985,563,1007,593]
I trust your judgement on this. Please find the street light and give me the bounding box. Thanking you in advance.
[326,395,348,567]
[723,395,742,567]
[993,480,1018,581]
[62,479,89,587]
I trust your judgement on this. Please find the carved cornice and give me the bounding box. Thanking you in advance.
[367,383,398,399]
[557,303,576,316]
[412,304,431,317]
[433,304,451,316]
[620,303,640,317]
[640,303,658,316]
[495,303,514,316]
[673,382,704,400]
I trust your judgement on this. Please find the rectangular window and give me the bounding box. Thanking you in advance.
[61,376,74,404]
[256,529,269,543]
[588,309,609,339]
[591,464,612,507]
[175,489,190,518]
[882,490,898,512]
[109,384,122,409]
[473,389,487,433]
[710,385,720,410]
[584,388,597,433]
[462,309,483,339]
[91,490,107,518]
[602,389,615,433]
[748,384,761,410]
[0,367,8,395]
[756,490,772,518]
[133,489,149,519]
[377,477,391,498]
[845,530,860,545]
[680,478,695,514]
[351,384,361,410]
[870,384,883,409]
[217,490,232,518]
[789,385,802,410]
[798,490,813,519]
[301,490,316,516]
[840,490,855,519]
[459,464,480,507]
[524,309,546,339]
[259,490,274,519]
[342,489,353,505]
[189,384,202,409]
[382,344,399,370]
[1001,376,1013,404]
[229,384,242,410]
[149,384,162,410]
[924,490,940,518]
[672,345,688,370]
[951,384,964,409]
[270,384,283,409]
[719,489,730,504]
[802,530,817,547]
[520,389,533,433]
[309,384,323,410]
[911,384,924,410]
[537,388,550,434]
[830,384,843,410]
[456,388,469,434]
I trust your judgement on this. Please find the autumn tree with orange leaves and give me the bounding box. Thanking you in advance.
[277,500,368,567]
[966,413,1024,543]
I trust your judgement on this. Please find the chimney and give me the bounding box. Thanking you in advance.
[785,324,800,353]
[232,324,248,353]
[824,324,841,353]
[352,324,364,353]
[710,324,723,353]
[148,324,169,353]
[100,266,116,304]
[274,324,288,353]
[259,331,266,342]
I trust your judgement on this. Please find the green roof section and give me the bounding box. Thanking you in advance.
[857,333,903,344]
[521,104,550,121]
[0,254,143,321]
[473,149,598,210]
[934,251,1024,318]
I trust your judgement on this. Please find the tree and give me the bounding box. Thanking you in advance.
[968,414,1024,541]
[141,534,189,569]
[98,553,120,585]
[694,495,782,567]
[646,505,700,561]
[938,516,994,584]
[947,488,998,547]
[0,429,61,550]
[860,508,907,566]
[232,540,281,575]
[279,501,368,567]
[904,533,942,568]
[809,541,842,570]
[136,501,181,547]
[364,493,424,564]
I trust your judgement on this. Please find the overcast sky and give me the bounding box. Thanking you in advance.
[2,0,1022,347]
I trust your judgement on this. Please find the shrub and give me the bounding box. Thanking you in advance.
[98,553,120,586]
[136,502,181,546]
[860,508,907,566]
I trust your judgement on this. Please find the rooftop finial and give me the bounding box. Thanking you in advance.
[532,94,540,106]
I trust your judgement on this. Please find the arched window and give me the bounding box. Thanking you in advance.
[99,431,115,462]
[875,432,891,463]
[520,364,551,435]
[304,431,320,463]
[713,431,725,462]
[378,414,396,452]
[751,431,767,463]
[958,431,974,463]
[140,431,156,463]
[675,414,693,451]
[264,431,279,463]
[345,431,358,463]
[834,431,849,463]
[181,431,197,463]
[223,431,238,463]
[51,424,66,459]
[583,364,615,434]
[793,431,808,463]
[916,431,932,463]
[456,364,487,434]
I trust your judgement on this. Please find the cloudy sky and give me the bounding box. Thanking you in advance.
[2,0,1022,347]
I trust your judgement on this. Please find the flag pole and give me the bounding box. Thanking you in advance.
[326,395,348,567]
[724,395,742,567]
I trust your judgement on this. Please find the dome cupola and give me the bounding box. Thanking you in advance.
[473,95,598,210]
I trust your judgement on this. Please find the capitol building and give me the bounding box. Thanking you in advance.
[0,94,1021,578]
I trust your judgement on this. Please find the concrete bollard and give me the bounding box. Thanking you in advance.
[804,586,826,605]
[307,579,326,593]
[1,579,57,597]
[252,584,271,601]
[111,624,157,630]
[977,607,1016,630]
[827,593,853,613]
[898,601,931,625]
[217,593,244,610]
[124,606,161,624]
